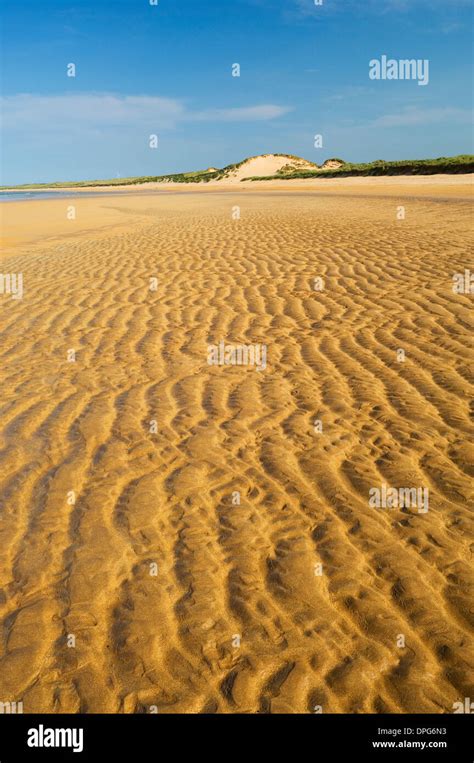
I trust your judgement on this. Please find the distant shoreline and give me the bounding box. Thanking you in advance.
[2,154,472,193]
[1,173,473,200]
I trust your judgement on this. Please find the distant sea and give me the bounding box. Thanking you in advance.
[0,191,119,201]
[0,189,207,201]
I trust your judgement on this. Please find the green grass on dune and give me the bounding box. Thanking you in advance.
[1,154,472,190]
[244,155,474,181]
[0,167,222,190]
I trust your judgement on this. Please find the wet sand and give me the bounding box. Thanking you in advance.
[0,183,472,713]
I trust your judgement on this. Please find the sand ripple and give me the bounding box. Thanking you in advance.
[0,191,472,713]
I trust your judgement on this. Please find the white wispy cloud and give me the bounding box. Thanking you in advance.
[192,104,292,121]
[292,0,470,11]
[1,94,185,130]
[247,0,470,35]
[370,106,472,128]
[0,93,292,132]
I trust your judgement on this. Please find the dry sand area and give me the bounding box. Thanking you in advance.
[0,183,473,714]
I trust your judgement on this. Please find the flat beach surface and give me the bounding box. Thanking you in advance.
[0,180,472,713]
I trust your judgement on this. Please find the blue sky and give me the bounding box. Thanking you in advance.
[1,0,473,184]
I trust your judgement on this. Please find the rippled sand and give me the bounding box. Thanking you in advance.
[0,186,472,713]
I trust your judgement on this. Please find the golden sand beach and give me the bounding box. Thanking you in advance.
[0,181,472,713]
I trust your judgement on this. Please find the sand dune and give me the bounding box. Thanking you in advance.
[0,185,472,713]
[219,153,317,182]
